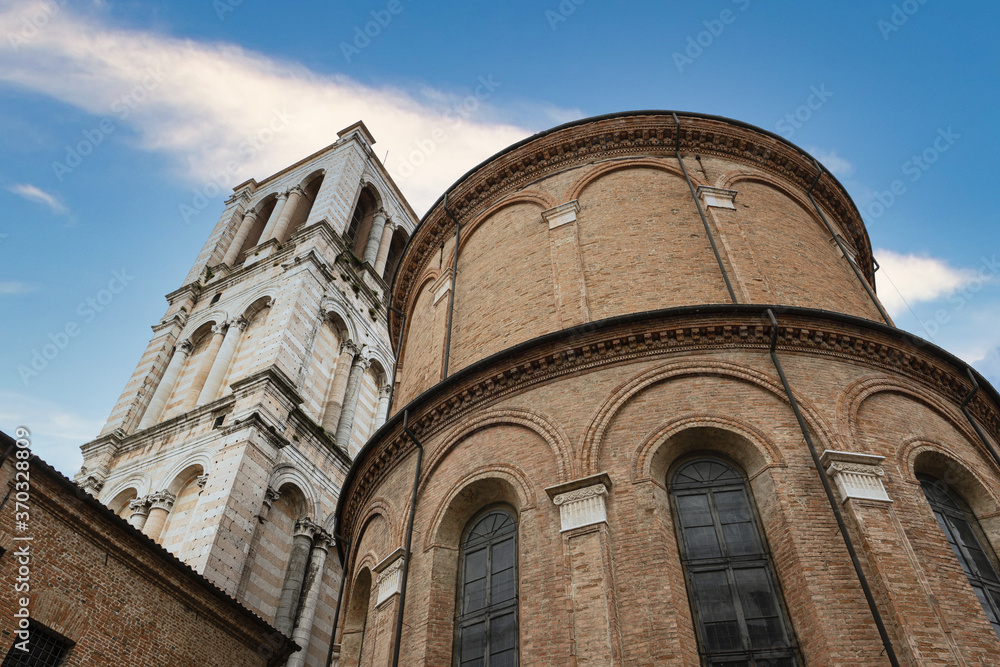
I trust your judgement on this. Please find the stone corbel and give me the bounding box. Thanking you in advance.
[820,450,891,503]
[374,548,406,606]
[546,472,613,532]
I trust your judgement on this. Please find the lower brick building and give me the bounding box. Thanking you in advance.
[0,429,296,666]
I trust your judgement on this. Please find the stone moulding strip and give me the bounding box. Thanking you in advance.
[338,306,1000,542]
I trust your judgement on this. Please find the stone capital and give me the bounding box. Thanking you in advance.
[546,473,612,532]
[178,338,194,355]
[129,497,151,516]
[541,200,580,230]
[211,322,228,336]
[820,450,891,503]
[196,474,210,490]
[696,185,738,210]
[294,517,322,539]
[275,190,289,201]
[148,490,177,512]
[374,548,405,606]
[378,384,393,399]
[340,339,361,357]
[234,316,250,331]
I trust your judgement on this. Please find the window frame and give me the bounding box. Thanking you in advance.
[668,456,800,667]
[1,620,73,667]
[453,505,519,667]
[917,473,1000,640]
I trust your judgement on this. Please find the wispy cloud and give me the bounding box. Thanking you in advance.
[0,281,38,295]
[6,182,68,214]
[0,2,569,213]
[807,147,855,178]
[0,390,102,476]
[874,248,979,317]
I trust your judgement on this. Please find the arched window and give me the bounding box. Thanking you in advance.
[455,508,518,667]
[918,474,1000,639]
[670,458,798,666]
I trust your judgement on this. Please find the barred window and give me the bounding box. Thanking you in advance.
[455,509,518,667]
[670,458,799,667]
[918,474,1000,639]
[2,621,71,667]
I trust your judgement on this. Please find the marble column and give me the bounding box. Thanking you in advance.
[139,339,192,429]
[197,318,247,405]
[222,209,259,266]
[182,324,226,411]
[128,496,151,530]
[334,355,370,453]
[374,384,392,429]
[267,186,307,244]
[362,208,388,266]
[274,518,320,635]
[372,221,395,277]
[287,532,334,667]
[258,191,288,243]
[141,490,176,543]
[322,341,360,433]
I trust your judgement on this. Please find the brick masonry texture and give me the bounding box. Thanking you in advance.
[337,113,1000,666]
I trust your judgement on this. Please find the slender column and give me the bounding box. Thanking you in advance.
[372,220,395,276]
[141,491,176,543]
[374,384,391,429]
[322,340,360,432]
[334,355,370,452]
[258,191,288,243]
[222,209,259,266]
[287,532,334,667]
[197,318,246,405]
[182,324,226,411]
[275,518,320,635]
[139,339,192,429]
[362,208,388,266]
[128,497,151,530]
[267,186,306,244]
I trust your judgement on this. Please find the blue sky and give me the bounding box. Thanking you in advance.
[2,0,998,475]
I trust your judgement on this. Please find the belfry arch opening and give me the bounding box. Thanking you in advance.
[346,185,380,258]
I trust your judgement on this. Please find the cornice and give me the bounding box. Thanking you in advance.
[389,112,873,344]
[338,305,1000,543]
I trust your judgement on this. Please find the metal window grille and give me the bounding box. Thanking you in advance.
[670,458,799,667]
[454,509,518,667]
[919,474,1000,639]
[2,621,71,667]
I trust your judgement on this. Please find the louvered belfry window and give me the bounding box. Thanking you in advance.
[455,509,518,667]
[670,458,799,667]
[919,474,1000,639]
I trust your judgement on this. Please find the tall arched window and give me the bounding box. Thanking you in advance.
[455,508,518,667]
[918,474,1000,639]
[670,458,798,666]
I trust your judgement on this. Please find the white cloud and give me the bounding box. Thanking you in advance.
[0,2,559,213]
[0,390,101,476]
[874,248,980,317]
[806,147,855,178]
[6,182,68,214]
[0,281,38,294]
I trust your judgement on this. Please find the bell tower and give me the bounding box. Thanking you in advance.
[75,121,417,665]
